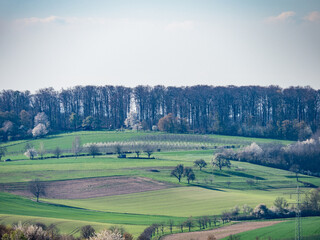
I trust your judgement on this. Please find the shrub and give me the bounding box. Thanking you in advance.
[123,232,133,240]
[230,205,240,216]
[253,204,269,218]
[273,197,289,214]
[13,222,46,240]
[0,224,12,239]
[2,229,26,240]
[242,204,253,215]
[108,226,125,235]
[81,225,95,239]
[89,229,124,240]
[207,234,217,240]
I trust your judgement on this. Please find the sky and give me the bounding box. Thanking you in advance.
[0,0,319,92]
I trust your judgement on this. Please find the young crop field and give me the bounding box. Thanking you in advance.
[43,187,283,217]
[0,130,318,239]
[220,217,320,240]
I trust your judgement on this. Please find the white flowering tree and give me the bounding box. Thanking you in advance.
[32,123,48,138]
[34,112,50,128]
[124,111,139,129]
[24,148,38,159]
[243,142,263,155]
[89,229,124,240]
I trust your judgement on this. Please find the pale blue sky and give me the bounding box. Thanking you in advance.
[0,0,319,91]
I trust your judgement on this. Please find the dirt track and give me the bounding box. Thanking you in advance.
[0,176,174,199]
[162,221,283,240]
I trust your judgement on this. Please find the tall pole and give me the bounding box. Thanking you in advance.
[295,184,301,240]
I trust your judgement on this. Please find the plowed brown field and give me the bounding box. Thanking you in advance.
[0,176,174,199]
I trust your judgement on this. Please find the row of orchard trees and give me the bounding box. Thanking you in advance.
[1,85,320,141]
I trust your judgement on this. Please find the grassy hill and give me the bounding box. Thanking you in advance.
[220,217,320,240]
[0,130,318,238]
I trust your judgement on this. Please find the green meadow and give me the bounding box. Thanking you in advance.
[220,217,320,240]
[1,130,293,159]
[0,131,318,238]
[44,187,283,217]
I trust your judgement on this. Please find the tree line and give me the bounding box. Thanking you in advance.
[221,133,320,176]
[0,222,133,240]
[0,85,319,141]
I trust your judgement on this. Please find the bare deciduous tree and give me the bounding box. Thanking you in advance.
[183,167,196,184]
[144,146,154,158]
[88,144,99,158]
[179,222,184,232]
[72,136,82,158]
[212,216,219,226]
[289,164,300,182]
[168,219,174,233]
[38,142,46,159]
[184,218,193,232]
[171,164,184,183]
[29,179,46,202]
[53,147,62,158]
[274,197,288,213]
[193,159,207,171]
[114,144,122,157]
[212,153,231,171]
[135,149,141,158]
[0,146,7,161]
[80,225,95,239]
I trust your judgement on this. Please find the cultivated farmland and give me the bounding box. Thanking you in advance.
[0,131,319,239]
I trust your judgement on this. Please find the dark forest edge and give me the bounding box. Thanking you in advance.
[0,85,319,143]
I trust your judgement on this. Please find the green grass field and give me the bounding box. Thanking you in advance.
[0,192,185,226]
[220,217,320,240]
[44,187,284,217]
[1,130,293,160]
[0,130,318,239]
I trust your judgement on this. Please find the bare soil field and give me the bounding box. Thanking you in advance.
[162,221,283,240]
[0,176,175,199]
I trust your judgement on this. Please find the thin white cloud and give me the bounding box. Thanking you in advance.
[16,16,68,24]
[265,11,296,23]
[15,16,110,25]
[165,21,195,31]
[303,11,320,22]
